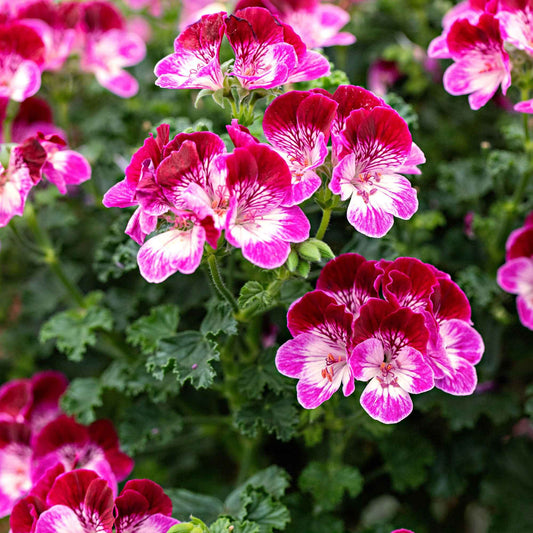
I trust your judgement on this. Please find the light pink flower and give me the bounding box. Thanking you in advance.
[497,0,533,55]
[350,299,434,423]
[330,106,419,237]
[262,90,338,205]
[124,0,163,17]
[179,0,227,30]
[154,12,225,91]
[443,13,511,110]
[276,291,356,408]
[224,143,310,268]
[0,22,45,102]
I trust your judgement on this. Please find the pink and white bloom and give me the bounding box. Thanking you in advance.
[443,13,511,110]
[154,12,225,91]
[31,415,133,497]
[224,143,310,268]
[498,212,533,330]
[262,90,338,205]
[276,291,356,408]
[350,299,434,423]
[497,0,533,55]
[0,22,45,101]
[330,105,419,237]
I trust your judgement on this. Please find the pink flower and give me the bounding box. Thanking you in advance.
[497,0,533,55]
[0,22,45,101]
[124,0,163,17]
[75,1,146,97]
[154,12,226,91]
[350,299,434,423]
[276,291,356,408]
[31,415,133,497]
[330,105,419,237]
[235,0,356,49]
[443,13,511,110]
[497,213,533,330]
[224,143,310,268]
[0,137,46,227]
[262,90,338,205]
[0,422,33,518]
[367,59,401,96]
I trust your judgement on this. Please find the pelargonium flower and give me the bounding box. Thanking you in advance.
[497,213,533,330]
[350,299,434,423]
[262,90,338,205]
[442,13,511,110]
[276,291,356,408]
[234,0,356,49]
[330,105,419,237]
[0,21,45,101]
[30,415,133,497]
[224,143,310,268]
[154,12,225,91]
[124,0,163,17]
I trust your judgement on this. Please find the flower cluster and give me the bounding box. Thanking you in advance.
[428,0,533,111]
[0,371,133,517]
[103,123,310,281]
[154,7,330,92]
[0,97,91,227]
[10,469,179,533]
[497,212,533,330]
[0,0,146,98]
[276,253,485,423]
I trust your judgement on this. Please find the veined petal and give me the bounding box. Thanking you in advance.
[102,179,136,208]
[137,225,206,282]
[286,49,330,84]
[349,338,384,382]
[34,506,88,533]
[346,192,395,238]
[360,378,413,424]
[392,346,434,394]
[440,318,484,366]
[435,358,478,395]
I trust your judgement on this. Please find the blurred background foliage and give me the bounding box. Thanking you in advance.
[0,0,532,532]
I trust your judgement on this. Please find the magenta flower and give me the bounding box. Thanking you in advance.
[31,415,133,497]
[497,213,533,330]
[276,291,356,408]
[154,12,225,91]
[262,90,338,205]
[0,22,45,102]
[367,59,401,96]
[497,0,533,55]
[350,299,434,424]
[443,13,511,110]
[330,105,419,237]
[0,422,32,518]
[224,143,310,268]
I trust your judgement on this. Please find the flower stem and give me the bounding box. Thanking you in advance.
[2,100,20,144]
[206,252,239,313]
[315,206,332,241]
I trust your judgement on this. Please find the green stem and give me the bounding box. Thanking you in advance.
[206,252,239,313]
[25,205,86,308]
[315,206,332,240]
[2,100,20,144]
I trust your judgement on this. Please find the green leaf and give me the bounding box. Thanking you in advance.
[299,461,363,512]
[234,394,298,441]
[39,292,113,362]
[146,331,220,389]
[277,280,312,306]
[201,300,238,337]
[60,377,103,424]
[209,518,259,533]
[166,489,224,524]
[237,348,290,399]
[238,281,273,316]
[127,304,180,353]
[238,488,290,532]
[378,429,435,492]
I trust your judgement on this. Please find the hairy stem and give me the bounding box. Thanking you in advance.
[207,252,239,313]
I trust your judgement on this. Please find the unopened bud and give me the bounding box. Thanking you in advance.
[297,260,311,278]
[308,238,335,260]
[286,249,299,272]
[297,241,321,263]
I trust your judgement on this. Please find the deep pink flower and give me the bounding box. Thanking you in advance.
[0,137,46,227]
[15,0,77,71]
[498,213,533,330]
[154,12,225,91]
[350,299,434,423]
[443,13,511,110]
[262,90,338,205]
[0,22,45,101]
[224,143,310,268]
[330,106,419,237]
[31,416,133,497]
[0,422,33,517]
[315,253,380,318]
[114,479,180,533]
[34,469,114,533]
[235,0,356,48]
[367,59,401,96]
[276,291,356,408]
